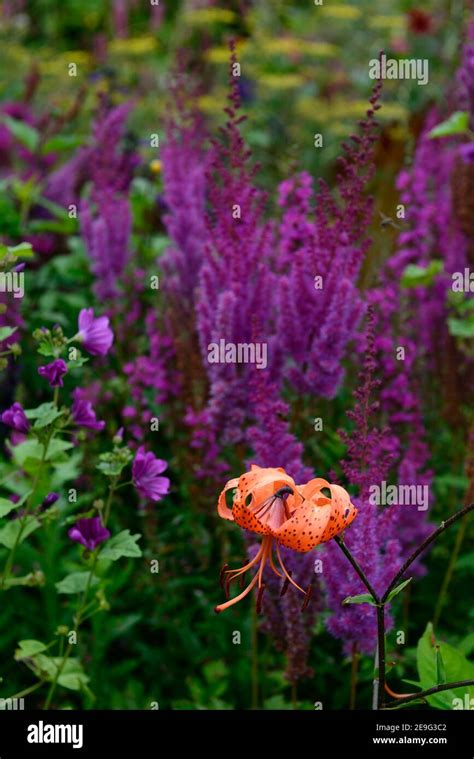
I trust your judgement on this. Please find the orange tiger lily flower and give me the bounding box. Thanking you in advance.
[215,465,358,613]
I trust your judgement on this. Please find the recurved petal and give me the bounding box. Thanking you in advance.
[320,484,358,542]
[238,467,295,500]
[296,477,331,503]
[273,501,332,552]
[217,477,239,521]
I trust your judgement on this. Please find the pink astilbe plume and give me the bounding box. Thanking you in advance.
[80,100,138,300]
[275,77,382,396]
[195,42,277,449]
[324,309,402,654]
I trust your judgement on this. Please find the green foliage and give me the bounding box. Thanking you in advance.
[416,623,474,709]
[100,531,142,561]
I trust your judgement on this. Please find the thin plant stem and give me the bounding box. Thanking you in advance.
[251,600,259,709]
[1,431,53,589]
[334,536,380,603]
[6,680,45,701]
[335,503,474,710]
[349,642,359,710]
[384,679,474,708]
[291,682,297,710]
[376,605,386,710]
[44,552,99,710]
[433,514,469,627]
[382,502,474,604]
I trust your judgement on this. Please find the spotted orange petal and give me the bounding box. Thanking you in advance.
[217,477,239,521]
[273,501,332,551]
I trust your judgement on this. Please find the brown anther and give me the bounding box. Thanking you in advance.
[219,564,229,589]
[280,573,291,597]
[301,585,313,612]
[256,584,266,614]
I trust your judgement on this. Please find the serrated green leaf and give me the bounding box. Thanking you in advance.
[26,402,64,429]
[428,111,469,138]
[0,516,40,549]
[0,497,19,518]
[100,530,142,561]
[55,571,99,594]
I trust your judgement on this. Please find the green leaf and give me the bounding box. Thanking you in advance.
[14,639,47,659]
[55,571,99,594]
[11,439,43,467]
[0,326,17,342]
[47,439,74,460]
[416,622,474,709]
[401,260,443,288]
[459,633,474,657]
[96,448,133,477]
[26,402,64,429]
[0,497,19,518]
[342,592,377,606]
[448,317,474,339]
[56,659,90,691]
[386,577,412,603]
[100,530,142,561]
[0,516,40,549]
[41,134,84,154]
[7,242,34,258]
[435,646,447,686]
[1,115,39,152]
[428,111,469,138]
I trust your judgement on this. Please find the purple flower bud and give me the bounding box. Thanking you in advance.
[77,308,114,357]
[68,517,110,551]
[1,402,30,434]
[38,359,68,388]
[41,492,59,510]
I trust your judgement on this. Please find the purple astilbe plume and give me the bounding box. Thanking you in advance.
[195,43,277,449]
[122,307,176,442]
[245,369,320,682]
[364,25,474,561]
[161,101,211,313]
[68,517,110,551]
[274,77,382,396]
[324,310,402,655]
[80,101,138,299]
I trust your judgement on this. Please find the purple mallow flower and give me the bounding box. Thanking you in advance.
[71,389,105,431]
[76,308,114,356]
[38,359,68,387]
[132,446,170,502]
[1,402,30,434]
[68,517,110,551]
